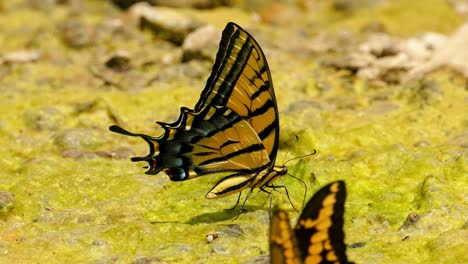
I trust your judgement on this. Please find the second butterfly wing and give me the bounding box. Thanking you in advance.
[270,181,352,264]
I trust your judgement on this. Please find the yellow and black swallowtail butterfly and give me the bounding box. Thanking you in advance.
[270,180,353,264]
[110,22,287,203]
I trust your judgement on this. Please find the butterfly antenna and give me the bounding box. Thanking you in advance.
[281,135,299,165]
[283,151,315,211]
[284,149,317,166]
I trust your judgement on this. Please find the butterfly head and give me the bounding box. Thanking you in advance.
[272,165,288,177]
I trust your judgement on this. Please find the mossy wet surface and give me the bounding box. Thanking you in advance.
[0,0,466,263]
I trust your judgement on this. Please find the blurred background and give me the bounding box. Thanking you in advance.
[0,1,466,263]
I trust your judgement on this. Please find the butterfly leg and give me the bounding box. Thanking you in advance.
[256,187,274,220]
[233,190,254,220]
[266,184,300,213]
[223,192,242,211]
[258,187,272,211]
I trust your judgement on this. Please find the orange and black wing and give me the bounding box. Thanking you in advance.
[270,207,301,264]
[109,22,278,182]
[269,181,352,264]
[195,22,279,163]
[294,181,350,264]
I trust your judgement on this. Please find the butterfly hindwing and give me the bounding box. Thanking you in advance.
[270,181,351,264]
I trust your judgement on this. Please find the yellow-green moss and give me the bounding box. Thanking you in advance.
[0,1,466,263]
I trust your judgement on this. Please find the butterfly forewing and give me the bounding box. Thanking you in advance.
[195,23,279,163]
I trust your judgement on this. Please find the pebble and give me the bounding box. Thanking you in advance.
[23,107,64,131]
[0,191,15,215]
[54,128,109,151]
[130,3,202,45]
[182,25,221,62]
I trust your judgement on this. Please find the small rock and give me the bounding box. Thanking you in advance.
[348,149,366,160]
[399,212,421,230]
[150,59,208,83]
[23,107,64,131]
[130,3,202,45]
[446,130,468,148]
[219,224,244,237]
[91,239,107,246]
[54,128,109,151]
[332,0,357,12]
[206,231,220,243]
[210,242,230,255]
[28,0,57,10]
[133,256,162,264]
[420,32,447,51]
[416,175,453,210]
[112,0,149,9]
[105,51,132,72]
[113,0,230,9]
[58,19,94,48]
[404,79,442,104]
[309,30,357,53]
[182,25,221,62]
[157,243,193,259]
[348,241,366,248]
[325,52,374,72]
[284,99,322,113]
[400,38,431,61]
[61,149,97,159]
[1,50,40,64]
[426,229,468,262]
[413,140,430,148]
[95,147,135,159]
[447,0,468,16]
[367,101,399,115]
[361,21,387,33]
[258,3,301,25]
[0,191,15,215]
[359,33,399,58]
[242,255,270,264]
[154,0,230,9]
[408,22,468,79]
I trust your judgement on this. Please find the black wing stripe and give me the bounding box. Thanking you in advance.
[195,24,237,111]
[198,143,264,166]
[219,139,240,148]
[250,99,274,118]
[250,83,270,101]
[257,120,276,142]
[196,29,250,109]
[210,36,253,108]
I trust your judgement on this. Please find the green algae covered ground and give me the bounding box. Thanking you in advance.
[0,1,467,263]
